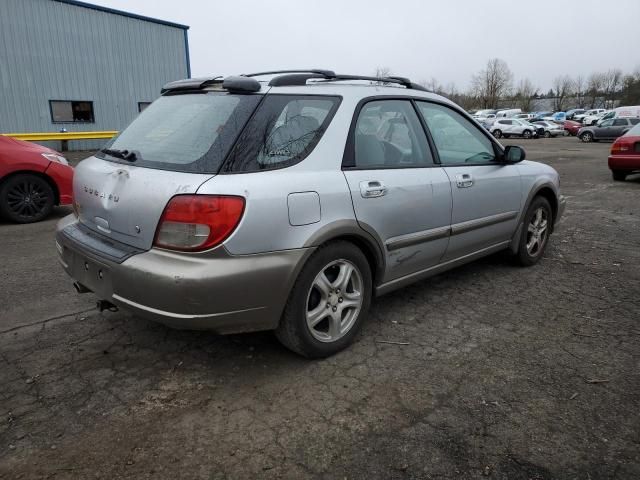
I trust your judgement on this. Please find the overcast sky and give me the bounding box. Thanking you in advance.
[95,0,639,92]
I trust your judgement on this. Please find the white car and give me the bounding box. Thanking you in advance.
[575,109,606,123]
[582,110,611,126]
[490,118,539,139]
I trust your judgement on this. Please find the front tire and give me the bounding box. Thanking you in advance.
[0,173,55,223]
[275,241,372,358]
[516,196,553,267]
[544,131,551,138]
[522,130,532,139]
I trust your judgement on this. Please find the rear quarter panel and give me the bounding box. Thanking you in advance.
[197,92,362,255]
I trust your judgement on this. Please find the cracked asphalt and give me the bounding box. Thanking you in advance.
[1,137,639,479]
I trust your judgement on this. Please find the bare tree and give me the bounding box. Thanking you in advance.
[471,58,513,109]
[574,75,585,107]
[373,67,392,85]
[586,72,605,108]
[602,68,623,108]
[552,75,575,111]
[514,78,536,111]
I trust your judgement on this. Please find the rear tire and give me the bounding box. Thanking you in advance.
[612,170,627,181]
[493,129,502,138]
[515,196,553,267]
[544,131,551,138]
[0,173,55,223]
[275,241,372,358]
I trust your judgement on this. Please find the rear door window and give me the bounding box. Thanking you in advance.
[222,95,340,172]
[613,119,628,126]
[345,99,433,168]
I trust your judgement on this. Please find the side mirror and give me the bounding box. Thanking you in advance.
[504,145,526,163]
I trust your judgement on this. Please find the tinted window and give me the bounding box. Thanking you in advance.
[600,120,614,127]
[417,102,497,165]
[349,100,433,168]
[613,119,628,126]
[98,92,261,173]
[223,95,340,172]
[629,118,640,125]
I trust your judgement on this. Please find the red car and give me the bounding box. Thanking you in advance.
[564,120,583,136]
[608,123,640,181]
[0,136,74,223]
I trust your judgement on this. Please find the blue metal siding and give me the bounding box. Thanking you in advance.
[0,0,189,150]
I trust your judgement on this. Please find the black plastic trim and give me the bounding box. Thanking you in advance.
[58,222,143,265]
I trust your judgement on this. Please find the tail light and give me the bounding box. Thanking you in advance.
[154,195,245,252]
[611,139,631,155]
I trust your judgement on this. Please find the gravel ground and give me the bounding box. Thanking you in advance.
[1,137,639,479]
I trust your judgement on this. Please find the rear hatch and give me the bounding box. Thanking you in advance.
[74,90,263,250]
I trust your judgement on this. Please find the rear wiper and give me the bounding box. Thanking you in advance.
[101,148,138,162]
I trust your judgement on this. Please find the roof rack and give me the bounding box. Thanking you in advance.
[161,70,428,94]
[243,69,337,78]
[243,69,427,91]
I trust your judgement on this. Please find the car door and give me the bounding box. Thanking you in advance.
[415,101,522,261]
[611,119,630,138]
[595,119,614,139]
[342,99,452,283]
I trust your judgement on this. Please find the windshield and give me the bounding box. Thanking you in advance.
[97,92,262,173]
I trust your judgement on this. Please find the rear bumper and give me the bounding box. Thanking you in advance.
[56,215,310,333]
[608,155,640,171]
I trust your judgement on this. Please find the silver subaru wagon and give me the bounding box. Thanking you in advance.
[56,70,565,358]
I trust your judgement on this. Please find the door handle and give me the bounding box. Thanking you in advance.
[455,173,474,188]
[359,180,387,198]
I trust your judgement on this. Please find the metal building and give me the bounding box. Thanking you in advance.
[0,0,190,150]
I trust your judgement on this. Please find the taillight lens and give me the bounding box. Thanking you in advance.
[611,140,631,155]
[154,195,245,252]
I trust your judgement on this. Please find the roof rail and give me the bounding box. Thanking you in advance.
[244,69,337,78]
[247,70,428,91]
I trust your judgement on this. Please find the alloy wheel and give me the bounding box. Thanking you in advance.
[305,259,363,343]
[526,207,549,256]
[6,179,50,220]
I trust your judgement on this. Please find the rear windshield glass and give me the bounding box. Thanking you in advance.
[625,122,640,136]
[97,92,262,173]
[222,95,341,173]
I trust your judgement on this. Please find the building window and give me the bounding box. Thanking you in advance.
[50,101,94,123]
[138,102,152,112]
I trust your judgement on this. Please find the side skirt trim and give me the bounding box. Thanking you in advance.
[375,241,511,296]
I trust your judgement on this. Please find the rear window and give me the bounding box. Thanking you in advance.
[97,92,262,173]
[222,95,341,173]
[625,123,640,136]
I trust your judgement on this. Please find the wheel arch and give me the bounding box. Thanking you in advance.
[303,220,385,287]
[0,170,60,205]
[509,182,559,253]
